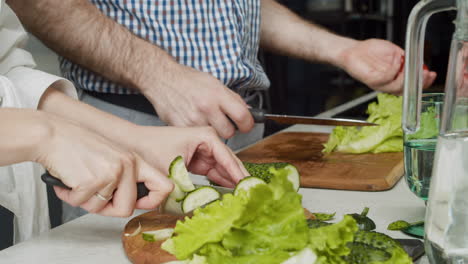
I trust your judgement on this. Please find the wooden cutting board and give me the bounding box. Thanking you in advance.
[122,212,182,264]
[237,132,404,191]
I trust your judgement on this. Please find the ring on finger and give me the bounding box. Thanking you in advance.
[95,192,113,201]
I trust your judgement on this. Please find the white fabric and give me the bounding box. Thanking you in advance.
[0,0,78,244]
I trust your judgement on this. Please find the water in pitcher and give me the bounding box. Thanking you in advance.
[425,134,468,263]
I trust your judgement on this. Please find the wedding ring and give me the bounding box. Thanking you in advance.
[95,192,113,201]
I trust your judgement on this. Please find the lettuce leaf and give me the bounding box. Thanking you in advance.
[222,169,309,256]
[171,193,247,259]
[308,215,358,264]
[323,94,403,154]
[406,105,439,140]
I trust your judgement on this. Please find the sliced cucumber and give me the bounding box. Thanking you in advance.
[234,176,267,196]
[164,197,183,215]
[284,164,300,191]
[142,228,174,242]
[182,187,220,213]
[169,156,195,192]
[164,183,186,215]
[161,238,176,255]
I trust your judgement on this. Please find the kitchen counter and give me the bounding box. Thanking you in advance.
[0,120,429,264]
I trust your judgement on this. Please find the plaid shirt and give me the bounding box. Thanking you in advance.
[59,0,270,95]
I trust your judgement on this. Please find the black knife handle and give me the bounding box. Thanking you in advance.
[41,172,150,200]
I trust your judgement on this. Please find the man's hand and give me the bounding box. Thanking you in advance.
[120,126,250,188]
[142,64,254,139]
[35,114,173,216]
[336,39,437,94]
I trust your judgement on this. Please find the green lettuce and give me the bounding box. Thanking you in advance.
[406,105,439,140]
[163,167,410,264]
[171,193,247,259]
[308,215,358,264]
[323,93,403,154]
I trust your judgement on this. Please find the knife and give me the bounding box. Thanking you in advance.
[41,172,232,200]
[249,108,376,126]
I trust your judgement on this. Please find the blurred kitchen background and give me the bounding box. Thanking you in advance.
[0,0,456,251]
[262,0,456,135]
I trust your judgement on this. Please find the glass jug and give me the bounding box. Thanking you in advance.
[404,0,468,263]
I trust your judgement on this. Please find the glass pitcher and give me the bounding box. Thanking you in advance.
[404,0,468,262]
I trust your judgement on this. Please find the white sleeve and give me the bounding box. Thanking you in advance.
[0,2,78,109]
[5,67,78,109]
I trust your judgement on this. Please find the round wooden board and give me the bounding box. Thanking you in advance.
[122,209,315,264]
[122,211,184,264]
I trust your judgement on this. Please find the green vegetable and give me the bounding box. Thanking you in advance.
[323,93,403,154]
[347,207,376,231]
[163,164,412,264]
[243,162,300,191]
[308,215,358,264]
[233,177,267,196]
[170,193,247,260]
[313,212,336,221]
[352,231,412,264]
[169,156,195,192]
[342,242,391,263]
[387,220,424,231]
[307,219,332,229]
[406,105,439,140]
[142,228,174,242]
[181,187,220,214]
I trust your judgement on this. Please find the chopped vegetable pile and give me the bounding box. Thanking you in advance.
[323,93,404,154]
[157,164,412,264]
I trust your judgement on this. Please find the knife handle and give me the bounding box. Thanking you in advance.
[41,172,150,200]
[228,108,266,129]
[249,108,266,123]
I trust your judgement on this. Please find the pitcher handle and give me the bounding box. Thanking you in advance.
[403,0,456,134]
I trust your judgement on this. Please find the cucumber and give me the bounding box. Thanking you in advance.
[233,176,267,196]
[142,228,174,242]
[164,182,186,215]
[283,164,300,191]
[169,156,195,192]
[182,187,220,213]
[243,162,301,191]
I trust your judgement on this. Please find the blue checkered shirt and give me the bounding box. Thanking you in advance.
[59,0,270,95]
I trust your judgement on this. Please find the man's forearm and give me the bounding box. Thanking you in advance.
[260,0,357,67]
[7,0,176,93]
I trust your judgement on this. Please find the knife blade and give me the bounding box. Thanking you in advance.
[41,172,233,200]
[249,108,376,126]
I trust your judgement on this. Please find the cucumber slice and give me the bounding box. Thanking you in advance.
[284,164,300,191]
[182,187,220,213]
[234,176,267,196]
[142,228,174,242]
[163,183,186,215]
[169,156,195,192]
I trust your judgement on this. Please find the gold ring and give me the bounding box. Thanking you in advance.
[95,192,113,201]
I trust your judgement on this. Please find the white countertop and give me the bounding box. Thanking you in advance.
[0,124,429,264]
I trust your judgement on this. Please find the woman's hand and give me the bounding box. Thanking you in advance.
[121,126,249,188]
[35,114,173,216]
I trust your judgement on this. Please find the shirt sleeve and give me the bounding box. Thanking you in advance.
[0,2,77,109]
[5,67,78,109]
